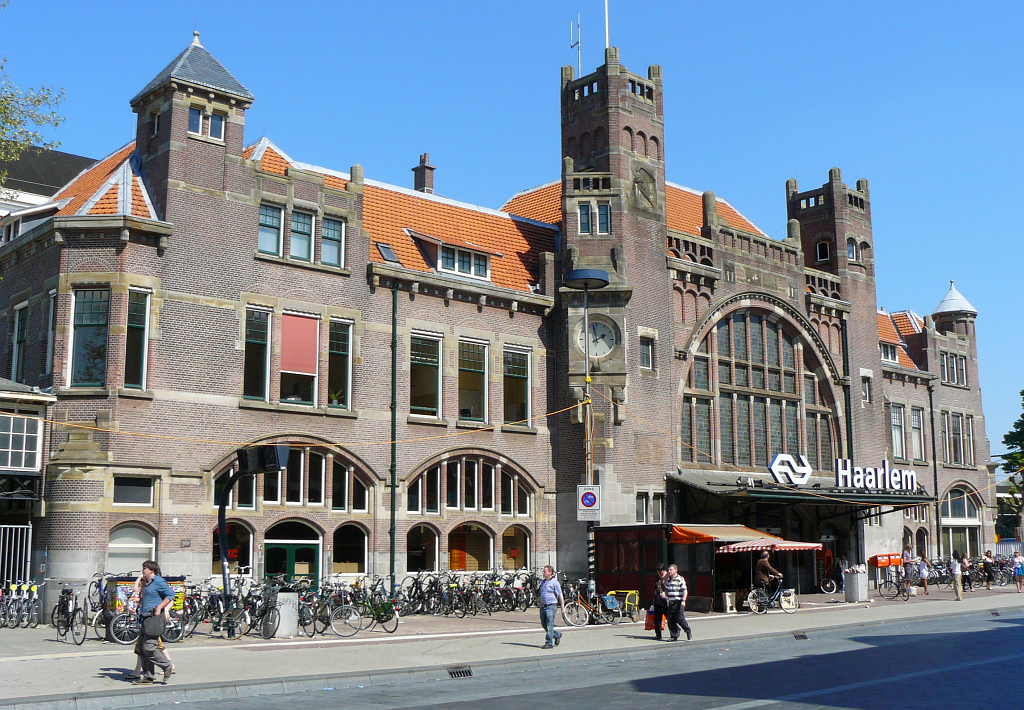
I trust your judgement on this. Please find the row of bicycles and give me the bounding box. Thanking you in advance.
[876,554,1020,601]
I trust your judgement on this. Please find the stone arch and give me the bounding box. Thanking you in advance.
[830,324,843,356]
[682,290,698,324]
[672,286,684,323]
[580,131,592,160]
[566,136,577,160]
[697,293,711,315]
[204,433,382,483]
[649,135,661,160]
[593,126,607,152]
[623,126,634,152]
[407,522,440,572]
[212,519,255,575]
[636,131,648,157]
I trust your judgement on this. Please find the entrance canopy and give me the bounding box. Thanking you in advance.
[716,538,823,554]
[668,524,774,545]
[672,468,934,506]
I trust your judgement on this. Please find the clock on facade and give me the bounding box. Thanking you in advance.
[578,321,617,357]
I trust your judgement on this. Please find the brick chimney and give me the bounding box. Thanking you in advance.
[412,153,435,193]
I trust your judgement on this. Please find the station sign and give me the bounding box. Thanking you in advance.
[767,454,918,492]
[577,485,601,521]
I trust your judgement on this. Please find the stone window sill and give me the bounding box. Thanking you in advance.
[255,251,351,277]
[501,424,538,435]
[406,414,449,427]
[118,388,154,400]
[455,420,490,430]
[57,387,112,397]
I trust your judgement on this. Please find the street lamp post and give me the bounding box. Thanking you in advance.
[564,269,610,579]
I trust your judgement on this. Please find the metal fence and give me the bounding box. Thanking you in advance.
[0,524,32,582]
[994,541,1021,557]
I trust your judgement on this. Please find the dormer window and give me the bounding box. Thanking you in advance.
[188,107,202,135]
[439,245,490,281]
[209,113,225,141]
[880,343,899,363]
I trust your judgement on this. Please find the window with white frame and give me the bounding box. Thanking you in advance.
[0,408,42,470]
[500,468,532,517]
[597,203,610,234]
[890,405,906,460]
[847,239,857,261]
[861,376,871,403]
[263,466,281,504]
[11,303,27,383]
[322,217,345,267]
[124,291,150,390]
[71,289,109,387]
[308,453,325,506]
[911,407,925,461]
[815,241,830,262]
[258,204,283,255]
[352,476,369,512]
[503,349,530,424]
[950,413,964,464]
[481,463,495,509]
[328,321,351,409]
[579,204,592,234]
[640,337,653,369]
[458,341,487,421]
[214,471,234,508]
[113,477,154,506]
[332,461,349,511]
[880,343,899,363]
[243,309,270,400]
[107,524,155,573]
[446,461,460,509]
[408,465,441,514]
[209,112,225,141]
[652,493,663,524]
[149,111,160,137]
[941,412,950,463]
[285,450,303,505]
[289,211,313,261]
[635,493,647,523]
[280,313,319,406]
[410,335,442,417]
[237,470,255,509]
[965,415,975,466]
[188,107,202,135]
[407,476,421,513]
[45,291,57,376]
[438,245,490,280]
[464,459,477,509]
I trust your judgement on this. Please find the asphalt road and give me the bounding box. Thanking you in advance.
[123,611,1024,710]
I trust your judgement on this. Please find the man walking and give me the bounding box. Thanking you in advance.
[135,561,174,685]
[664,564,692,641]
[538,565,566,649]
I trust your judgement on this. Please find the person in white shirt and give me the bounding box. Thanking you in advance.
[951,550,963,601]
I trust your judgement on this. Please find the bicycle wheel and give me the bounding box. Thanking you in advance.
[110,612,140,645]
[70,608,87,645]
[29,599,41,629]
[260,607,281,640]
[87,580,103,611]
[313,603,332,635]
[601,603,623,625]
[781,589,798,614]
[451,594,467,619]
[7,600,21,628]
[91,610,106,639]
[820,578,836,595]
[52,605,65,635]
[329,605,361,637]
[19,600,32,628]
[562,601,588,627]
[297,604,316,637]
[753,590,769,614]
[377,603,399,634]
[162,611,185,643]
[220,606,250,639]
[878,580,899,600]
[899,582,910,602]
[183,607,203,638]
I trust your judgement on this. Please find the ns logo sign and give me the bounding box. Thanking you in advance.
[768,453,813,485]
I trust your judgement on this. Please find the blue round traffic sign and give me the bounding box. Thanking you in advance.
[581,491,597,508]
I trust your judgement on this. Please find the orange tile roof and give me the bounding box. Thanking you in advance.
[362,183,556,293]
[891,310,923,338]
[896,346,918,370]
[501,182,562,225]
[88,183,119,215]
[130,177,150,217]
[243,143,257,160]
[54,142,136,216]
[258,146,289,176]
[501,180,766,238]
[324,174,347,190]
[877,312,902,344]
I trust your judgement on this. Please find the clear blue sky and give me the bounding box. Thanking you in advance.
[5,1,1022,461]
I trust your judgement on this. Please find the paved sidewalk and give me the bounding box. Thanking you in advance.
[1,584,1021,709]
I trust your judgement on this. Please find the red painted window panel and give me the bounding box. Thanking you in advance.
[281,314,319,374]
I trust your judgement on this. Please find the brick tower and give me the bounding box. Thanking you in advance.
[556,48,678,571]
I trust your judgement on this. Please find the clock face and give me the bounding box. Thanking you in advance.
[578,321,616,357]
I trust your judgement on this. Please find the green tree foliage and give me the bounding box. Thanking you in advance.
[1000,388,1024,529]
[0,1,66,193]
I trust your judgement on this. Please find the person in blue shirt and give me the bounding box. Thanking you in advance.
[537,565,566,649]
[134,561,174,685]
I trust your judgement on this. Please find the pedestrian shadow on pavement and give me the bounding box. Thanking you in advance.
[628,614,1024,710]
[96,667,133,682]
[502,642,543,649]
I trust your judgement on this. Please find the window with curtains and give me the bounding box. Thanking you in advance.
[280,313,319,406]
[685,309,836,470]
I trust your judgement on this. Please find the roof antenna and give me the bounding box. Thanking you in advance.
[604,0,610,49]
[569,13,581,76]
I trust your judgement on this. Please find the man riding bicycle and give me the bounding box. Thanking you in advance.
[755,551,783,591]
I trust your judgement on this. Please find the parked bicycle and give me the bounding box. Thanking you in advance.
[52,582,88,644]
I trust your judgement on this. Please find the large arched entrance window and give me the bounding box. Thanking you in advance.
[916,528,928,558]
[407,524,438,572]
[501,525,531,569]
[107,523,155,574]
[265,520,322,585]
[683,309,837,470]
[406,454,534,518]
[332,524,366,574]
[213,522,253,575]
[449,523,492,571]
[940,487,982,557]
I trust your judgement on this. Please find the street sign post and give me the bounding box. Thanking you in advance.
[577,484,601,522]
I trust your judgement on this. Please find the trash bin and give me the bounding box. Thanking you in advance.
[275,591,298,638]
[844,572,867,602]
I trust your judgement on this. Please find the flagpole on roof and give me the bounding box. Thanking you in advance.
[605,1,610,49]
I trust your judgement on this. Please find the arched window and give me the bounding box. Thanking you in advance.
[685,310,836,470]
[332,524,366,574]
[940,486,981,557]
[449,523,493,571]
[501,525,531,570]
[213,522,253,575]
[107,524,155,575]
[941,487,979,520]
[407,524,438,572]
[916,528,928,557]
[846,239,857,261]
[816,241,830,262]
[408,456,531,517]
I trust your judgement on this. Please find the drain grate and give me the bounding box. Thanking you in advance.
[448,665,473,679]
[793,633,809,640]
[991,611,1000,617]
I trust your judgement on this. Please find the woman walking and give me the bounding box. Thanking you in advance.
[961,554,974,592]
[919,555,933,595]
[982,551,996,591]
[951,550,963,601]
[1014,550,1024,593]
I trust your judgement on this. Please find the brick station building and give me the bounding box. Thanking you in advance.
[0,38,995,587]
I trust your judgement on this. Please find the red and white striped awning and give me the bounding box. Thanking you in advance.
[716,538,823,554]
